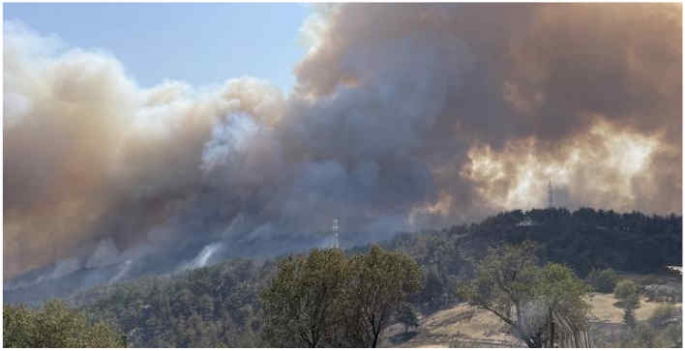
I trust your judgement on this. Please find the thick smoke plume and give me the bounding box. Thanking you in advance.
[4,4,681,279]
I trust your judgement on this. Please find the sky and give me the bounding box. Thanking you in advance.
[3,3,311,92]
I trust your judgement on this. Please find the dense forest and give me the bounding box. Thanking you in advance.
[73,259,272,347]
[5,208,682,347]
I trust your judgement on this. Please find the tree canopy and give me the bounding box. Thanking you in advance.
[586,268,618,293]
[342,245,423,347]
[261,245,422,347]
[614,280,639,300]
[3,300,126,348]
[458,241,590,348]
[261,248,348,347]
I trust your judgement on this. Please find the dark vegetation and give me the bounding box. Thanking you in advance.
[3,300,125,347]
[381,208,681,312]
[71,259,273,347]
[586,268,619,293]
[3,208,681,347]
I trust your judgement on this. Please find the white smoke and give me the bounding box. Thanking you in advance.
[182,243,223,271]
[86,239,121,269]
[51,258,82,280]
[109,260,133,284]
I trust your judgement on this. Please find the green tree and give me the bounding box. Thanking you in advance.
[457,241,590,348]
[622,292,640,329]
[3,300,126,348]
[420,266,447,310]
[3,304,34,347]
[261,246,422,348]
[586,268,618,293]
[342,245,423,347]
[535,263,591,347]
[397,302,419,333]
[611,278,640,332]
[260,248,348,347]
[614,280,638,300]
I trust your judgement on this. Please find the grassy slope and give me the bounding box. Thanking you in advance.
[385,272,682,348]
[385,294,681,348]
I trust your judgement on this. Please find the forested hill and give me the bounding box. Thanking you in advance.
[72,259,273,347]
[383,207,681,276]
[63,208,681,347]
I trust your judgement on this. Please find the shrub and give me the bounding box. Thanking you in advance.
[649,304,679,328]
[614,280,638,300]
[586,268,618,293]
[397,302,419,333]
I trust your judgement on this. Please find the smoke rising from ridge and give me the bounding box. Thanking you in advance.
[4,3,681,279]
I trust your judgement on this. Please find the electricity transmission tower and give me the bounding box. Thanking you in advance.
[547,180,554,208]
[331,218,340,249]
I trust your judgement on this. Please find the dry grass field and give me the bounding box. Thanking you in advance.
[384,293,681,348]
[587,293,680,323]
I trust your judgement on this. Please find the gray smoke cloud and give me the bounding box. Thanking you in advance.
[4,3,681,279]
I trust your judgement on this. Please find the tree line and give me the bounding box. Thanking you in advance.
[380,208,681,312]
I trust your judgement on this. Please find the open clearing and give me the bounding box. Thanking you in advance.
[384,293,681,348]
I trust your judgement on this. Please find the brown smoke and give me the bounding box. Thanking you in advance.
[4,4,681,279]
[296,3,681,223]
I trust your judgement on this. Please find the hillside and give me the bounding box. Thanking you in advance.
[72,259,274,347]
[380,208,681,312]
[55,208,682,347]
[6,207,680,307]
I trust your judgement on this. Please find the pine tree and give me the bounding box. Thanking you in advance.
[622,293,640,329]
